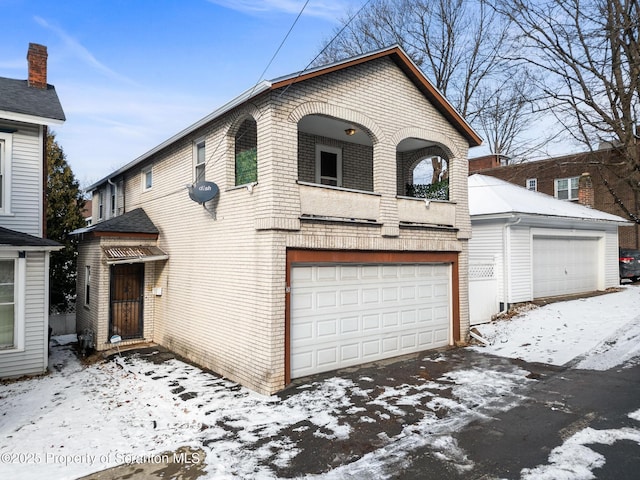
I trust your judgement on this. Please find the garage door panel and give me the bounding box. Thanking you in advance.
[533,237,598,298]
[291,263,451,378]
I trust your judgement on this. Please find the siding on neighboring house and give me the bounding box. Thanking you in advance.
[0,252,48,377]
[1,122,43,237]
[509,226,534,303]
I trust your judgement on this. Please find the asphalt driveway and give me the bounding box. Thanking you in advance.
[74,342,640,479]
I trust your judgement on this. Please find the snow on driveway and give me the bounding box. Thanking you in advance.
[470,286,640,367]
[0,285,639,479]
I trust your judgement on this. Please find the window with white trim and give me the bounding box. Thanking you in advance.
[0,132,13,214]
[194,139,206,183]
[555,176,579,200]
[0,254,25,352]
[142,166,153,191]
[315,145,342,187]
[526,178,537,191]
[98,190,105,220]
[84,265,90,307]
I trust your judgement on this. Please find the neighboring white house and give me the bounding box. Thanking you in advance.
[75,45,483,395]
[0,44,65,378]
[468,174,628,325]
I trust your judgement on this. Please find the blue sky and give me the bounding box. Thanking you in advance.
[0,0,364,187]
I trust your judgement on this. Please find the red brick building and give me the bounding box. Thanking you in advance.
[469,149,639,249]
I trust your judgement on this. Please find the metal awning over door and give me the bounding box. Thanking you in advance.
[103,246,168,265]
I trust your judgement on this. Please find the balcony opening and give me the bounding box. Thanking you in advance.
[407,156,449,200]
[297,115,373,193]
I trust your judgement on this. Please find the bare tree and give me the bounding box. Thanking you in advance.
[493,0,640,221]
[318,0,511,121]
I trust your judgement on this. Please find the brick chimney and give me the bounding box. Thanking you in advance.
[578,172,594,208]
[27,43,48,89]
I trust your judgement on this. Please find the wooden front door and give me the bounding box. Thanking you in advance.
[109,263,144,340]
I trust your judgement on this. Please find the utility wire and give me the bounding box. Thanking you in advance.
[204,0,311,170]
[205,0,372,171]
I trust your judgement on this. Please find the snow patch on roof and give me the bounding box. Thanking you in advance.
[468,174,628,223]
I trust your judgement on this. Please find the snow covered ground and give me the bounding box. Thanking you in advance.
[0,285,639,480]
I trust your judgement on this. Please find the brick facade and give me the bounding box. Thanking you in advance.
[79,48,479,394]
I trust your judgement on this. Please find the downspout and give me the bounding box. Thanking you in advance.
[500,216,521,314]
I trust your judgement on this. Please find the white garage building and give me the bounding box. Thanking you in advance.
[468,174,628,323]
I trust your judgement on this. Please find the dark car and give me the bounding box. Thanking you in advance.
[619,248,640,282]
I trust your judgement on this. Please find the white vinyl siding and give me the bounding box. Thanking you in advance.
[0,252,48,378]
[290,263,451,378]
[0,124,43,237]
[507,226,532,303]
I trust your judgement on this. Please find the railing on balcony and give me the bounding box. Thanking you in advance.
[297,181,456,227]
[397,196,456,227]
[298,182,380,222]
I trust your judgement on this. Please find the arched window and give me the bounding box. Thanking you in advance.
[235,118,257,185]
[407,156,448,200]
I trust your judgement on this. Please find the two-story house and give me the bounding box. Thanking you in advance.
[75,46,481,395]
[469,149,639,249]
[0,44,65,378]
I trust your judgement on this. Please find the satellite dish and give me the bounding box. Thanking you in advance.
[189,181,219,204]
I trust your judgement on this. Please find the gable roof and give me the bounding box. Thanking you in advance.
[71,208,159,236]
[86,45,480,192]
[270,46,481,147]
[468,174,628,223]
[0,77,65,125]
[0,226,62,250]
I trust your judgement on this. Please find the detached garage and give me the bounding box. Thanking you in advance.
[468,175,628,323]
[286,250,460,380]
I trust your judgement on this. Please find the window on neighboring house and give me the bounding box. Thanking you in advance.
[98,191,105,220]
[84,265,90,306]
[110,183,116,217]
[526,178,537,191]
[235,118,257,185]
[315,145,342,187]
[142,166,153,191]
[194,139,206,183]
[0,132,13,213]
[555,176,579,200]
[0,255,24,351]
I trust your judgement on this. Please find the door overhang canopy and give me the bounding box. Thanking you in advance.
[103,246,169,265]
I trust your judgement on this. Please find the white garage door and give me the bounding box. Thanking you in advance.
[533,236,599,298]
[290,263,451,379]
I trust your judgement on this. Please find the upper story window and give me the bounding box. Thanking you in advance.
[98,190,105,220]
[235,118,257,186]
[142,166,153,191]
[84,265,90,307]
[194,139,206,183]
[110,183,117,217]
[0,132,13,214]
[315,145,342,187]
[555,176,579,200]
[526,178,537,191]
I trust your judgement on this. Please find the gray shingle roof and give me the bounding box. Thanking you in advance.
[0,77,65,122]
[0,226,62,248]
[82,208,159,235]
